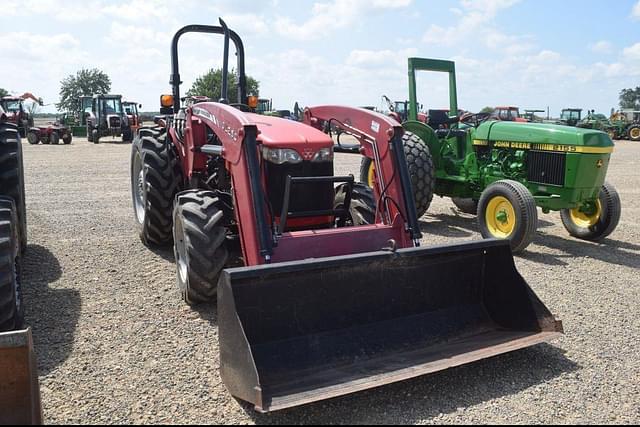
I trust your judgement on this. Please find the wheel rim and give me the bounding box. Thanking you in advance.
[367,162,375,187]
[174,216,189,284]
[132,152,146,224]
[485,196,517,238]
[608,131,615,140]
[631,128,640,140]
[569,200,602,228]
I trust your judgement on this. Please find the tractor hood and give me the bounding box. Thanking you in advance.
[474,121,614,152]
[248,113,333,152]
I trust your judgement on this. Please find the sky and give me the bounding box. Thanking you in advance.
[2,0,639,116]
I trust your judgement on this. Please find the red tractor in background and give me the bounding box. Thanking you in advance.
[490,106,528,122]
[123,101,142,135]
[130,19,562,413]
[0,93,43,137]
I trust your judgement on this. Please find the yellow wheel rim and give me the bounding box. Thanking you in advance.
[485,196,517,238]
[607,131,615,140]
[569,200,602,228]
[631,128,640,139]
[367,162,376,187]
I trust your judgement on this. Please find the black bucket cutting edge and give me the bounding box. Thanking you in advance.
[217,239,563,412]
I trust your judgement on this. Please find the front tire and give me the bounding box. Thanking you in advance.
[26,130,39,145]
[359,131,435,217]
[62,133,72,144]
[478,180,537,254]
[628,125,640,142]
[0,198,23,332]
[334,182,376,226]
[560,182,621,241]
[173,190,229,305]
[131,126,181,246]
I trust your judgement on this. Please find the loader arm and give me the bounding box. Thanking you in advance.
[304,105,422,242]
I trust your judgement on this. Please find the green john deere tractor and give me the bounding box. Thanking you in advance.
[360,58,621,253]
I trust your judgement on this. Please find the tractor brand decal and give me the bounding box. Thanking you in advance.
[193,107,216,125]
[371,121,380,133]
[302,148,315,160]
[473,139,614,154]
[193,107,240,141]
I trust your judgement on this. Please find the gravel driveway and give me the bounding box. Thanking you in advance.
[21,136,640,424]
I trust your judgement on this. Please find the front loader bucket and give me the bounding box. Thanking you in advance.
[0,328,42,424]
[218,239,563,413]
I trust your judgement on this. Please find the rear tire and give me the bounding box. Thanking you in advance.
[628,125,640,142]
[0,198,23,332]
[560,182,621,241]
[86,126,93,143]
[334,182,376,226]
[131,126,182,246]
[452,197,478,215]
[478,180,537,254]
[0,123,27,253]
[173,190,229,305]
[359,131,435,218]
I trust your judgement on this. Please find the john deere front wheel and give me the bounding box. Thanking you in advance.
[628,125,640,142]
[560,182,621,241]
[478,180,538,254]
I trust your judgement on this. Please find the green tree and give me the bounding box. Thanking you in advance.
[187,68,259,103]
[57,68,111,112]
[0,88,8,98]
[619,87,640,110]
[480,106,495,114]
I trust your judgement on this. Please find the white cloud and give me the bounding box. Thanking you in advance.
[632,1,640,20]
[590,41,614,54]
[623,42,640,60]
[275,0,413,40]
[346,48,418,67]
[422,0,530,53]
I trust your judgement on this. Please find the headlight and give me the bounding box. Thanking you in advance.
[262,147,302,164]
[312,147,333,162]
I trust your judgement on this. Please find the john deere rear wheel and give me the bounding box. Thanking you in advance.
[0,198,23,332]
[628,125,640,142]
[560,182,621,241]
[478,180,538,254]
[173,190,229,305]
[359,131,434,217]
[131,126,182,246]
[334,182,376,226]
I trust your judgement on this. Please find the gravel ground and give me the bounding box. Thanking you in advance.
[20,136,640,424]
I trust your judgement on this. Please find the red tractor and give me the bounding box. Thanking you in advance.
[490,106,528,122]
[123,101,142,135]
[0,93,43,137]
[131,20,562,412]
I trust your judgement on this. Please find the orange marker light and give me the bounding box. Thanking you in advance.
[160,94,174,108]
[248,96,259,109]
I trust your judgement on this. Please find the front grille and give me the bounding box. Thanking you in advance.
[265,160,334,222]
[109,117,121,128]
[527,150,566,186]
